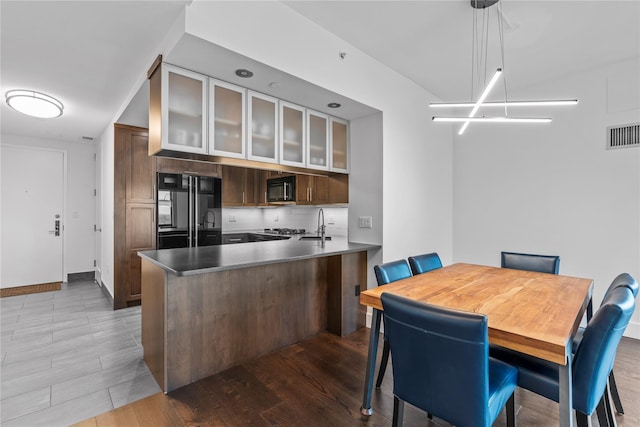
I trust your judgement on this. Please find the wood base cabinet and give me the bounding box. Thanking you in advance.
[141,251,366,392]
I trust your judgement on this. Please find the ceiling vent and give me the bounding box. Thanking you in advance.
[606,123,639,149]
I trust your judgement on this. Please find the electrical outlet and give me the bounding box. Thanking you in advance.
[328,216,335,225]
[229,215,236,222]
[358,216,373,228]
[274,215,279,222]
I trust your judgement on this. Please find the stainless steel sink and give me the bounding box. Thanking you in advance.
[299,235,331,241]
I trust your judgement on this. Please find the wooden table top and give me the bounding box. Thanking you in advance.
[360,263,593,365]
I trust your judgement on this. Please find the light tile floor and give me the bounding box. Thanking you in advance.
[0,280,161,426]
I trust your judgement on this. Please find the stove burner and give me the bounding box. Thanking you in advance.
[264,228,306,235]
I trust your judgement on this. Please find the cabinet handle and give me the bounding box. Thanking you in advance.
[265,191,267,204]
[310,187,313,202]
[242,191,245,204]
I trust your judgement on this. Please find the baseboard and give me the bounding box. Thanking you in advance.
[67,271,96,282]
[0,282,62,298]
[365,310,385,333]
[98,280,115,308]
[625,320,640,340]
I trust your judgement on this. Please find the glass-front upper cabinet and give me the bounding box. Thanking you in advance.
[330,117,349,173]
[247,91,278,163]
[306,110,329,171]
[161,64,208,154]
[279,101,306,168]
[209,79,246,159]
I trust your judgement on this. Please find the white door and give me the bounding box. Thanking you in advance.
[1,145,65,288]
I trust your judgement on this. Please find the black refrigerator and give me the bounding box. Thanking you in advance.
[156,173,222,249]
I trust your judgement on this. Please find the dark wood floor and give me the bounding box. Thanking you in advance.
[73,329,640,427]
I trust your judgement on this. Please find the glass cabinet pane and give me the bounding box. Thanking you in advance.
[248,92,277,162]
[307,111,328,170]
[209,79,245,157]
[166,69,206,151]
[280,102,305,166]
[331,118,349,172]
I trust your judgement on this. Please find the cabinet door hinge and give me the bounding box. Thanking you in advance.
[93,260,97,267]
[94,189,97,196]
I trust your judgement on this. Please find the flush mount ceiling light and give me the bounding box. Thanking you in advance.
[5,89,64,118]
[327,102,341,108]
[431,0,577,135]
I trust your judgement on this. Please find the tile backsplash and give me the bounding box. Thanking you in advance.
[222,206,348,237]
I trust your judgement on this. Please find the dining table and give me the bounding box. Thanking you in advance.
[359,262,593,427]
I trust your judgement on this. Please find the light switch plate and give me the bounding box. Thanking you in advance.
[358,216,373,228]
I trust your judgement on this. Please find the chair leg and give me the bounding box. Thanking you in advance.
[596,395,611,427]
[506,393,516,427]
[392,396,405,427]
[608,371,624,414]
[575,411,592,427]
[375,339,390,389]
[604,382,618,427]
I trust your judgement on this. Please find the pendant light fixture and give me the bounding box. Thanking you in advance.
[5,89,64,118]
[431,0,577,135]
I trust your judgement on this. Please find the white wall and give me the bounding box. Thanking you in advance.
[184,0,454,273]
[99,9,187,299]
[349,112,384,290]
[97,124,115,297]
[1,134,96,277]
[453,58,640,337]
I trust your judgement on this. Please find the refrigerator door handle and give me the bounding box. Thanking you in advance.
[188,175,193,247]
[194,176,199,247]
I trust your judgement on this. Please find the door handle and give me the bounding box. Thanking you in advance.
[49,219,60,236]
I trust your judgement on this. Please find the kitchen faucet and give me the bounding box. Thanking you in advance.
[317,208,326,247]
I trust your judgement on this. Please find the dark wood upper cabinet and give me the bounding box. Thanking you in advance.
[156,157,221,177]
[296,175,329,205]
[328,173,349,204]
[222,165,257,207]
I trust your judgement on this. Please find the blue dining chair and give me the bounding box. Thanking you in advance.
[501,251,560,274]
[490,286,635,427]
[408,252,442,275]
[373,260,413,389]
[572,273,638,419]
[381,293,518,427]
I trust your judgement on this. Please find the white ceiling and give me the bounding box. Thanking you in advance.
[1,1,638,143]
[286,0,640,101]
[0,0,189,142]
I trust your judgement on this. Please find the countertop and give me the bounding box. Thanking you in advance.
[138,236,380,276]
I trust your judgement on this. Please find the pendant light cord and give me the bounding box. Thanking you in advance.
[497,1,509,116]
[471,1,493,105]
[470,2,476,101]
[483,7,489,95]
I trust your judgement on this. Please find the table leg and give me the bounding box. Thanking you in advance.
[558,346,574,427]
[361,308,382,416]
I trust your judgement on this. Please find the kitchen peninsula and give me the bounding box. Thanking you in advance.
[138,237,378,392]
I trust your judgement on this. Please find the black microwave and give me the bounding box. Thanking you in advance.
[266,176,296,203]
